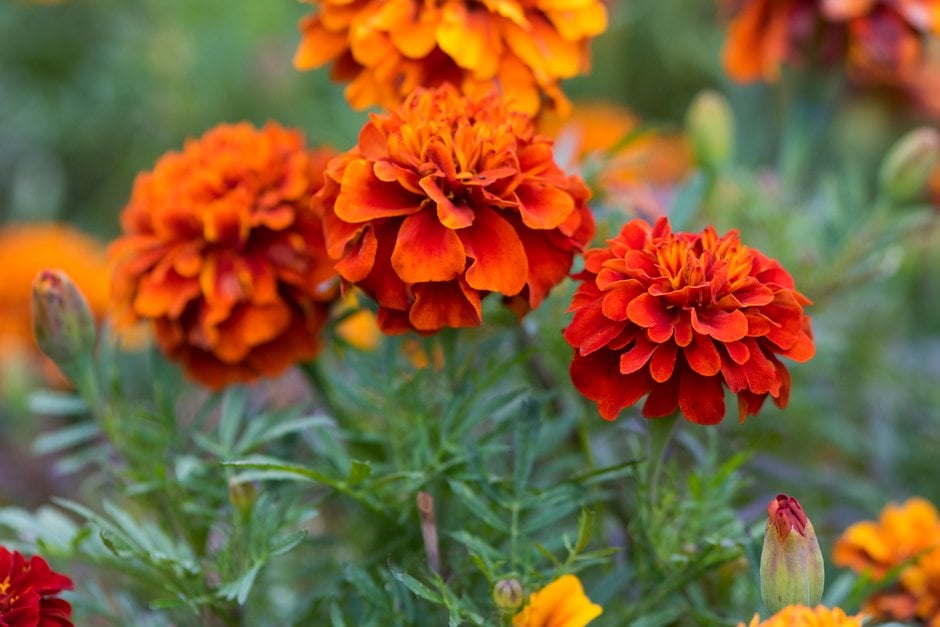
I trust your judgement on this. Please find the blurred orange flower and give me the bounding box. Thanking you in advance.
[314,84,594,335]
[739,605,864,626]
[722,0,940,87]
[539,102,691,218]
[564,217,814,425]
[293,0,608,116]
[512,574,602,627]
[110,123,339,389]
[833,497,940,624]
[0,223,109,375]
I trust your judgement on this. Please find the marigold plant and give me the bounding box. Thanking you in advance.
[0,545,73,627]
[564,217,814,424]
[833,497,940,624]
[109,122,339,389]
[722,0,940,87]
[512,574,602,627]
[293,0,609,115]
[739,604,864,627]
[313,84,594,334]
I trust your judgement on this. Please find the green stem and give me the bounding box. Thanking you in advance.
[647,413,680,508]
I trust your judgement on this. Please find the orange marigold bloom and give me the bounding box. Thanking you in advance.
[722,0,940,87]
[0,545,74,626]
[110,122,339,389]
[563,217,814,425]
[739,605,864,627]
[512,574,602,627]
[0,223,109,368]
[314,84,594,335]
[539,102,691,219]
[293,0,608,116]
[833,497,940,624]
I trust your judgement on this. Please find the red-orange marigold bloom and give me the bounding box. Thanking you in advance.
[293,0,608,116]
[833,497,940,624]
[110,122,339,389]
[564,217,814,425]
[722,0,940,87]
[0,545,73,626]
[313,84,594,335]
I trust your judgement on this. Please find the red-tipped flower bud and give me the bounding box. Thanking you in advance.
[493,578,524,612]
[31,269,97,371]
[760,494,825,613]
[878,127,940,204]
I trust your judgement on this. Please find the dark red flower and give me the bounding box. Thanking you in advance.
[564,217,814,425]
[0,546,73,626]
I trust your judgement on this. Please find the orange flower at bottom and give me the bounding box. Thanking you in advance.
[512,575,602,627]
[833,497,940,624]
[740,605,864,627]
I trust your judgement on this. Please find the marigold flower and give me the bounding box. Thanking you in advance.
[110,122,340,389]
[0,223,109,380]
[564,217,814,425]
[0,546,73,627]
[739,605,864,627]
[539,102,691,219]
[314,84,594,335]
[293,0,608,116]
[833,497,940,624]
[721,0,940,87]
[512,574,602,627]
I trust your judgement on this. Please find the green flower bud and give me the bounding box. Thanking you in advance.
[760,494,825,613]
[228,479,258,513]
[492,578,523,612]
[686,90,734,171]
[31,269,97,371]
[878,127,940,204]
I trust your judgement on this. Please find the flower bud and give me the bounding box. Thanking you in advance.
[493,578,524,612]
[878,127,940,204]
[31,269,97,369]
[760,494,825,613]
[228,479,258,513]
[686,90,734,171]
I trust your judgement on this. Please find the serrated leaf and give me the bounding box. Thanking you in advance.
[573,507,595,557]
[389,564,443,604]
[447,480,506,532]
[219,386,248,454]
[344,564,390,610]
[32,422,99,455]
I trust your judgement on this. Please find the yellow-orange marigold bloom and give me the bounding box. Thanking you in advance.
[512,574,602,627]
[564,217,814,425]
[739,605,864,627]
[0,222,109,363]
[539,102,691,218]
[722,0,940,87]
[293,0,608,116]
[314,84,594,335]
[833,497,940,624]
[110,122,339,389]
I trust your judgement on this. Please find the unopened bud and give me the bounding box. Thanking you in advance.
[228,479,258,513]
[878,127,940,204]
[686,90,734,171]
[493,578,523,612]
[31,269,97,370]
[760,494,825,613]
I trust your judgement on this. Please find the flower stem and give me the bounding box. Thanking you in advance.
[647,413,680,508]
